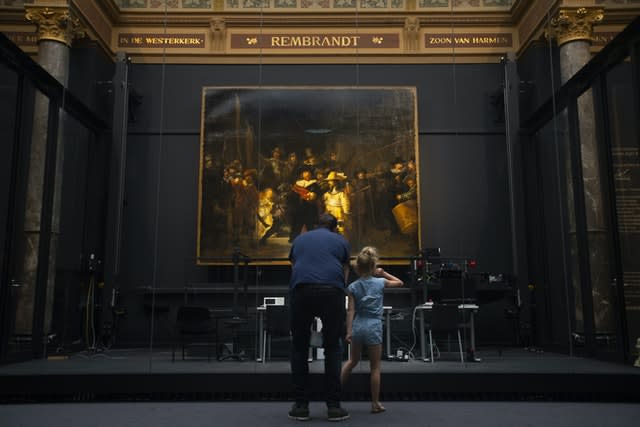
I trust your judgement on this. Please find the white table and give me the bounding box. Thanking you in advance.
[256,304,277,363]
[415,302,479,362]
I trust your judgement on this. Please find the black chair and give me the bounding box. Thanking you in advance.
[439,270,476,304]
[428,304,464,363]
[262,305,290,362]
[172,306,218,362]
[219,316,249,361]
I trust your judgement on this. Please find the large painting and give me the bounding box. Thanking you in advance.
[197,86,420,264]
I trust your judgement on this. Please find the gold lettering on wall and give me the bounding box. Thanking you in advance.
[592,32,618,46]
[270,35,361,47]
[3,31,38,46]
[118,33,206,48]
[231,33,399,49]
[425,33,512,48]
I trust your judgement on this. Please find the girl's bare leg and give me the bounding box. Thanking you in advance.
[341,343,361,385]
[368,344,385,412]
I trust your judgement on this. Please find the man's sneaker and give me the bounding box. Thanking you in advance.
[288,403,310,421]
[327,405,350,422]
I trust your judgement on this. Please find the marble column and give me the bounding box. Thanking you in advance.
[547,7,614,333]
[14,4,83,336]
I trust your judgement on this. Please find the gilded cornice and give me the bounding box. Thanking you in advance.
[25,5,85,46]
[92,0,121,24]
[196,12,515,29]
[3,0,636,63]
[71,0,114,55]
[510,0,532,25]
[514,0,556,54]
[107,9,515,28]
[545,7,603,46]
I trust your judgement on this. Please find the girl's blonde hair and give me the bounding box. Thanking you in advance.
[355,246,378,277]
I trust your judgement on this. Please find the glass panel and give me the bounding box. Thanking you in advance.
[0,64,18,269]
[532,109,575,353]
[575,87,616,352]
[2,0,637,399]
[48,114,95,361]
[5,87,50,364]
[0,63,20,362]
[606,57,640,358]
[119,132,161,371]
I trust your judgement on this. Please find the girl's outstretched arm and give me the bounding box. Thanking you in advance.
[375,268,403,288]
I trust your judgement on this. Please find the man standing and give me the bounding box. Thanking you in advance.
[288,213,351,422]
[288,166,320,242]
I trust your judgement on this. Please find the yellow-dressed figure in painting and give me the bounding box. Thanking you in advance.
[257,188,274,240]
[323,171,350,235]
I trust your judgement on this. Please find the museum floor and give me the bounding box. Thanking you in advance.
[2,401,640,427]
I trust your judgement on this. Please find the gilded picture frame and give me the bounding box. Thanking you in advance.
[197,86,420,265]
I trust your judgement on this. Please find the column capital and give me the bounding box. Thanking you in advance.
[25,5,85,46]
[545,7,604,46]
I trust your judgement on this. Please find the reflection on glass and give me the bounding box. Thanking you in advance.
[575,87,615,350]
[607,57,640,355]
[8,88,50,364]
[534,110,576,351]
[0,64,19,289]
[50,115,94,361]
[0,65,20,362]
[560,97,590,350]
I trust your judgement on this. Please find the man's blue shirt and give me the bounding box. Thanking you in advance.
[289,228,351,289]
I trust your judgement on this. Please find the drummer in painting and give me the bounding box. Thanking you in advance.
[395,175,417,204]
[393,174,418,237]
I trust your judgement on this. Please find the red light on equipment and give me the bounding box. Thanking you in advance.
[468,259,478,269]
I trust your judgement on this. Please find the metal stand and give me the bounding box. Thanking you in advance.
[219,248,249,361]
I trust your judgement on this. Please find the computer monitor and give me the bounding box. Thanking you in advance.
[438,270,476,303]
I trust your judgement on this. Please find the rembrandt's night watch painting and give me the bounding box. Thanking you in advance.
[197,86,420,264]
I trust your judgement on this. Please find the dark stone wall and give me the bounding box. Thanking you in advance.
[121,63,512,288]
[110,62,515,345]
[68,42,116,124]
[517,40,561,123]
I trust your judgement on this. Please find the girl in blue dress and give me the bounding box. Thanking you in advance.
[340,246,403,413]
